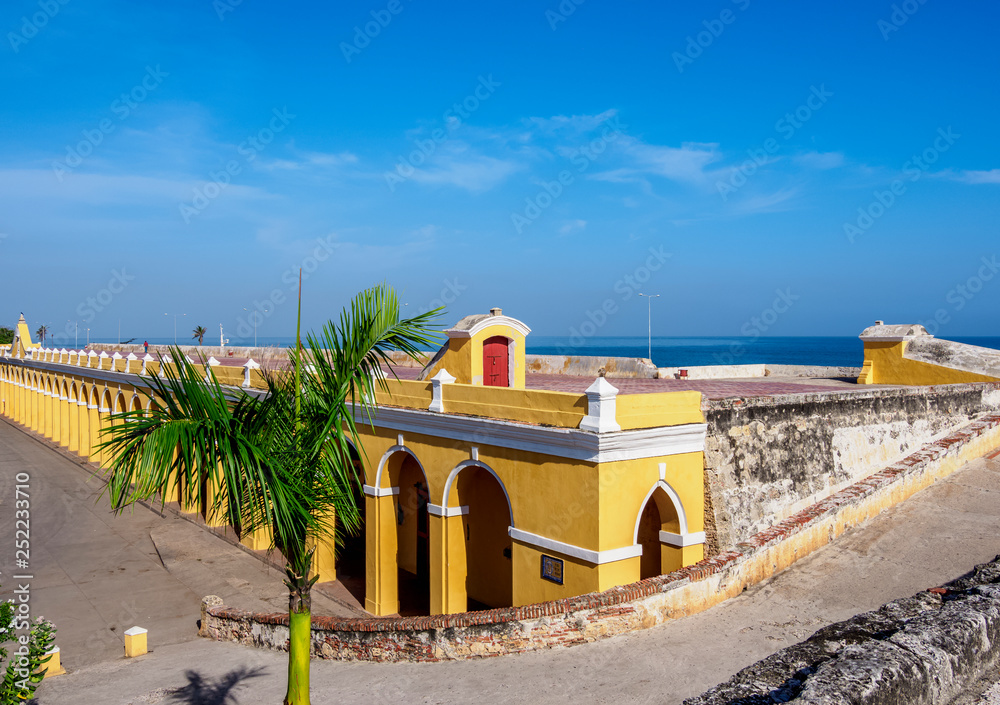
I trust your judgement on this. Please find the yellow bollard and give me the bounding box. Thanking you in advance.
[39,646,66,677]
[123,626,148,657]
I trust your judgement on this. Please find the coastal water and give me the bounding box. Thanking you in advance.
[83,335,1000,370]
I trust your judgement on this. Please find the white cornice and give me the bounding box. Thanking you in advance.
[659,530,706,547]
[362,484,399,498]
[428,504,469,517]
[509,527,642,565]
[446,315,531,339]
[354,405,705,463]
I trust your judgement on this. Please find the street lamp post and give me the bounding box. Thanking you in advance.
[638,293,660,362]
[242,308,257,348]
[165,312,187,345]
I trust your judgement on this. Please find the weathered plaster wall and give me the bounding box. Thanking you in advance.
[704,383,1000,550]
[906,337,1000,379]
[685,557,1000,705]
[526,354,658,379]
[658,364,766,380]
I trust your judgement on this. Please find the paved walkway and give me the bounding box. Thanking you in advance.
[10,416,996,704]
[0,418,361,673]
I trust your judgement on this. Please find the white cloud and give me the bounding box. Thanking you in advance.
[793,151,845,170]
[408,143,523,192]
[0,168,273,206]
[945,169,1000,184]
[525,110,619,136]
[558,219,587,235]
[590,139,720,185]
[260,151,358,171]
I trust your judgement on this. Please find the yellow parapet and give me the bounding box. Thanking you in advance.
[858,323,1000,386]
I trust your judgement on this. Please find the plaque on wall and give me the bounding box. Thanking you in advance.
[541,555,564,585]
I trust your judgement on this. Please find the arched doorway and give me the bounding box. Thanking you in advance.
[331,442,366,605]
[482,336,509,387]
[59,381,71,447]
[68,384,79,453]
[636,486,683,580]
[77,384,91,458]
[388,452,430,615]
[455,465,513,609]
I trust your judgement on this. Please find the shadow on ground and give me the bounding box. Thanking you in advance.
[167,666,268,705]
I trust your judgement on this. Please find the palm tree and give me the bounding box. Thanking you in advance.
[192,326,207,345]
[99,283,439,705]
[35,324,48,345]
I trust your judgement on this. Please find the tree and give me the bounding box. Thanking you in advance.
[0,327,12,345]
[99,283,439,705]
[35,325,48,346]
[0,594,56,703]
[192,326,207,345]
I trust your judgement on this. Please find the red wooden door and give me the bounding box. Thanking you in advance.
[483,336,509,387]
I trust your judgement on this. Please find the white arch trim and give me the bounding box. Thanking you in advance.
[445,315,531,339]
[439,459,514,528]
[369,444,427,495]
[633,479,701,547]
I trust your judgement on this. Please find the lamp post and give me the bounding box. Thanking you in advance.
[638,293,660,362]
[165,312,186,345]
[242,308,257,348]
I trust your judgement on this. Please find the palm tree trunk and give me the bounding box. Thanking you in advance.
[284,585,311,705]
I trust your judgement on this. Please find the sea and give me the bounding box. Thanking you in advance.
[83,335,1000,370]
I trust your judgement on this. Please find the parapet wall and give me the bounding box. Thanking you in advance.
[525,354,658,379]
[704,383,1000,552]
[685,557,1000,705]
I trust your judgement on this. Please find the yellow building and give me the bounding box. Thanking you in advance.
[0,311,709,617]
[857,322,1000,385]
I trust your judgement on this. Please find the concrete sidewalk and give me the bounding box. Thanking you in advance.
[0,418,361,674]
[14,422,1000,704]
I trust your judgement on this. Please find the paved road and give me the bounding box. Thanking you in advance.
[6,418,999,704]
[0,418,360,671]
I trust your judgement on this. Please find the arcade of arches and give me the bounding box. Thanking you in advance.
[1,315,709,618]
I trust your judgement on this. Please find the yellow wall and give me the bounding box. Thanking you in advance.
[860,341,999,386]
[423,322,527,389]
[0,346,709,619]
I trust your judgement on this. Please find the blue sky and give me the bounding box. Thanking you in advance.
[2,0,998,345]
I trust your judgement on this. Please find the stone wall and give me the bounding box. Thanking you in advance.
[685,557,1000,705]
[525,354,658,378]
[200,414,1000,663]
[704,383,1000,550]
[906,337,1000,379]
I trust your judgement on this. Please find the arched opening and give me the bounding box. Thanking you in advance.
[482,336,510,387]
[29,374,39,431]
[454,464,513,609]
[335,442,367,607]
[636,485,683,580]
[58,381,70,447]
[68,383,80,452]
[99,390,114,467]
[78,384,91,459]
[386,451,430,616]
